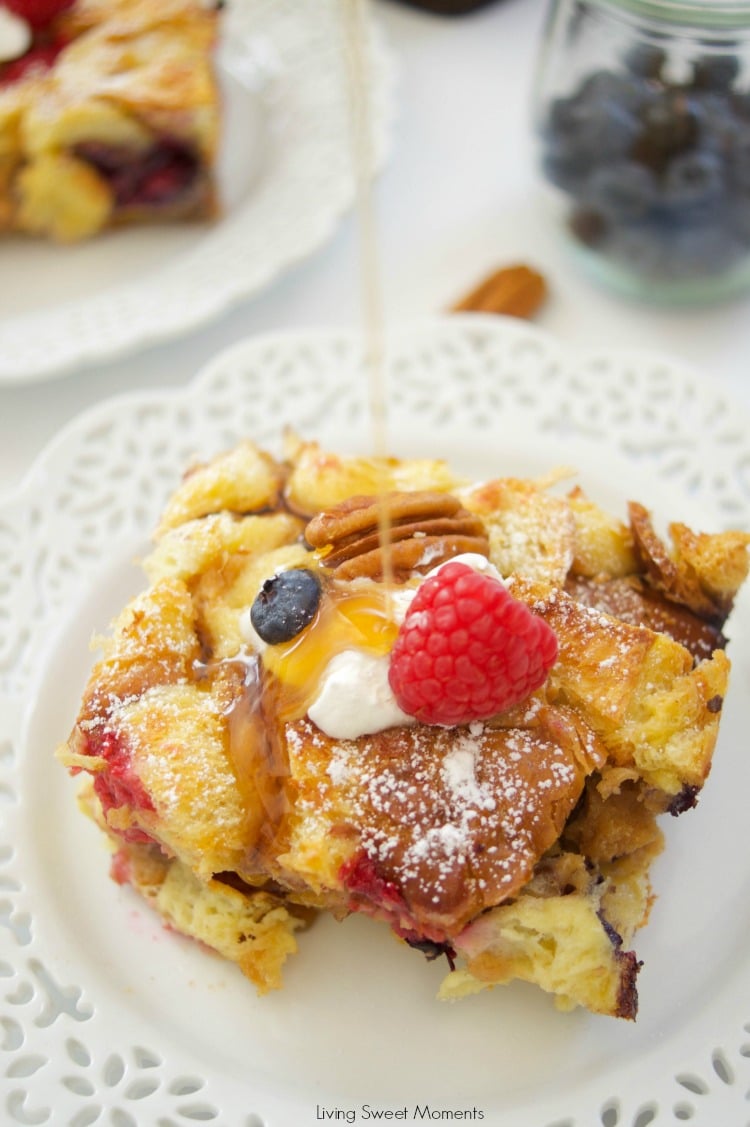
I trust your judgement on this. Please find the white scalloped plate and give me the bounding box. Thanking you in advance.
[2,317,750,1127]
[0,0,395,385]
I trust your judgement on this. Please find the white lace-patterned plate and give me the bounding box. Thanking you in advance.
[0,0,394,385]
[2,317,750,1127]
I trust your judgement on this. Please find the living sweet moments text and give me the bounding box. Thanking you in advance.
[314,1107,486,1123]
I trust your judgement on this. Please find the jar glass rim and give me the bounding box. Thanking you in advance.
[589,0,750,28]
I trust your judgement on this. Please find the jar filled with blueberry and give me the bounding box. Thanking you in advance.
[534,0,750,302]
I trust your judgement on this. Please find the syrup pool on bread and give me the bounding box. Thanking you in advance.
[242,552,519,740]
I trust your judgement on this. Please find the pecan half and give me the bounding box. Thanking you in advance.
[305,491,490,580]
[450,263,548,319]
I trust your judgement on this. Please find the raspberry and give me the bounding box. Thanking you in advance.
[388,561,558,726]
[3,0,75,30]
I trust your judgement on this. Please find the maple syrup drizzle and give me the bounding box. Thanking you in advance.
[222,5,401,811]
[258,580,400,721]
[339,0,394,596]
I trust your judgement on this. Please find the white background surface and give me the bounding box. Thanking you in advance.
[1,0,749,496]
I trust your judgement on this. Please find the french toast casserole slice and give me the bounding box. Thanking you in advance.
[59,434,750,1019]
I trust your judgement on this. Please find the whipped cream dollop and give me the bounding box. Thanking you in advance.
[0,9,31,63]
[307,650,414,740]
[308,553,504,740]
[434,552,502,581]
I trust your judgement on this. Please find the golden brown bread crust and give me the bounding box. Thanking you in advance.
[106,828,311,994]
[508,574,731,799]
[444,867,643,1019]
[461,476,576,586]
[58,435,750,1018]
[564,575,727,661]
[283,434,465,517]
[271,703,603,939]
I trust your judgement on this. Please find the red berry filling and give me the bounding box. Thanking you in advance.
[339,850,454,960]
[0,38,66,86]
[3,0,75,30]
[109,847,132,886]
[340,850,408,919]
[388,561,558,726]
[80,727,156,845]
[73,139,201,210]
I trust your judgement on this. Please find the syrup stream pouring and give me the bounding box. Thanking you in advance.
[339,0,394,596]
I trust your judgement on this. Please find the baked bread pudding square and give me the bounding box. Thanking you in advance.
[0,0,222,241]
[59,433,750,1020]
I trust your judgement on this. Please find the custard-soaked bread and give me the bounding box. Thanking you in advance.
[441,851,648,1020]
[509,575,731,801]
[59,436,750,1019]
[461,476,576,586]
[107,830,310,995]
[283,433,464,517]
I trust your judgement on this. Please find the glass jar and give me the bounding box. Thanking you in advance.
[393,1,502,10]
[533,0,750,303]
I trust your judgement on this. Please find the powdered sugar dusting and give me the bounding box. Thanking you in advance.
[77,671,248,862]
[442,736,496,813]
[296,706,587,935]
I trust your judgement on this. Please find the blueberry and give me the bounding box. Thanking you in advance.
[663,149,726,221]
[541,92,641,199]
[731,194,750,243]
[666,222,741,278]
[587,161,658,222]
[250,569,321,645]
[728,128,750,190]
[542,138,595,194]
[690,91,740,155]
[623,42,667,82]
[545,92,584,135]
[543,91,640,171]
[691,53,742,92]
[577,68,651,113]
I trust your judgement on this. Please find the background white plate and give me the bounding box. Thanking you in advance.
[0,0,395,385]
[2,317,750,1127]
